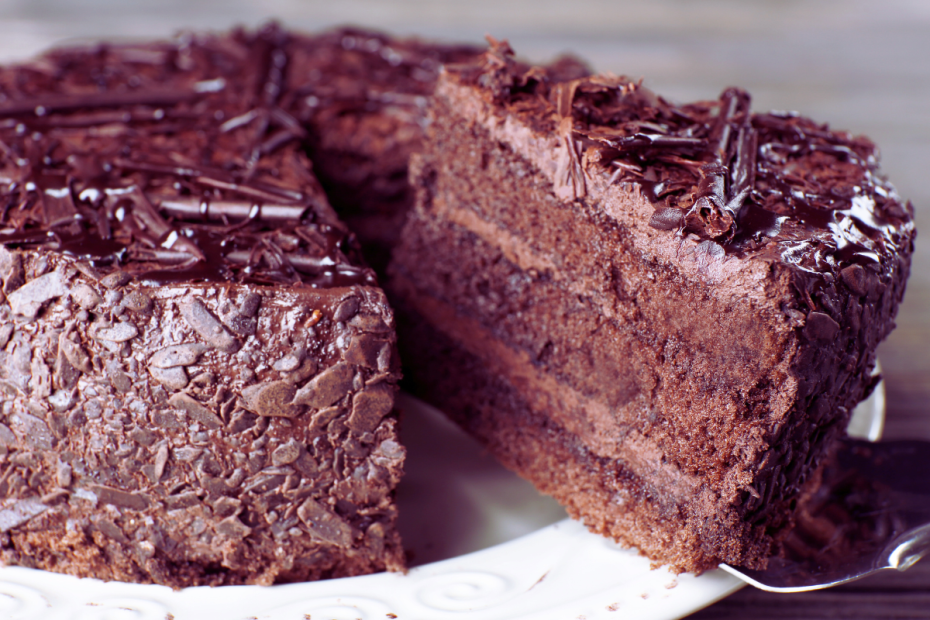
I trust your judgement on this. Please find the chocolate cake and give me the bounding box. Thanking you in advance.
[0,24,407,586]
[389,41,916,572]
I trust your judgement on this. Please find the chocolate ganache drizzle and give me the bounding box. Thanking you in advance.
[0,23,375,289]
[473,41,916,284]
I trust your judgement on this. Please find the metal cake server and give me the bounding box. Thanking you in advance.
[721,437,930,592]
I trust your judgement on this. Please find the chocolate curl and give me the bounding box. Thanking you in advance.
[713,87,752,163]
[129,247,200,265]
[553,117,586,201]
[226,249,330,273]
[555,80,579,119]
[731,125,758,197]
[35,173,81,228]
[125,188,206,262]
[113,158,306,205]
[684,164,747,240]
[0,88,196,117]
[478,36,520,102]
[159,198,308,222]
[552,81,586,201]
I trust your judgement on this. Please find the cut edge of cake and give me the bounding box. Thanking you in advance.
[388,40,916,572]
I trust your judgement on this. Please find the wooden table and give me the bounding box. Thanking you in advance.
[1,1,927,617]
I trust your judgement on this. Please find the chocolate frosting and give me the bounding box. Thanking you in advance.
[453,41,916,285]
[0,23,375,288]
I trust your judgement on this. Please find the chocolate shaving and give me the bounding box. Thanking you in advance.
[158,198,308,222]
[0,88,196,117]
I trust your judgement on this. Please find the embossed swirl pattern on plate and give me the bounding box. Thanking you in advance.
[415,570,515,612]
[0,581,50,619]
[72,598,169,620]
[259,595,398,620]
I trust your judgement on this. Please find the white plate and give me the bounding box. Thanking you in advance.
[0,384,884,620]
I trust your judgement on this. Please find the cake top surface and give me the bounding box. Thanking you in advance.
[0,24,402,289]
[445,40,916,285]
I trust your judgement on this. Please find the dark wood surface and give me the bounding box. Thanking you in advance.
[1,2,927,617]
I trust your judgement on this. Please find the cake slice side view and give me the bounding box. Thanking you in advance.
[0,24,404,586]
[389,41,916,572]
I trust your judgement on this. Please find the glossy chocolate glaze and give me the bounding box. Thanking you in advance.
[0,23,375,288]
[456,41,916,288]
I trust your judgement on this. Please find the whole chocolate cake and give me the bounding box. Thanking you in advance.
[389,41,916,572]
[0,24,427,586]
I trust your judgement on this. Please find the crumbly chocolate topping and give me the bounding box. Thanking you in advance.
[0,23,374,289]
[454,41,916,282]
[0,24,408,586]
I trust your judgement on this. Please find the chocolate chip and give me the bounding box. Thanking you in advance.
[168,393,224,429]
[0,324,13,349]
[296,497,354,547]
[173,446,203,462]
[227,409,258,433]
[216,515,251,540]
[95,321,139,343]
[149,408,180,429]
[839,264,875,297]
[349,314,390,333]
[151,444,169,482]
[282,358,318,384]
[212,496,241,518]
[94,518,129,545]
[165,491,199,510]
[66,408,86,428]
[105,289,123,306]
[648,206,685,231]
[376,343,393,373]
[244,474,286,494]
[56,462,73,487]
[366,522,385,557]
[343,334,384,369]
[333,297,359,323]
[9,410,55,450]
[347,383,394,433]
[122,291,153,314]
[238,292,262,317]
[272,352,303,372]
[0,248,25,295]
[293,362,353,408]
[54,344,81,392]
[180,298,240,353]
[271,439,303,466]
[129,427,157,447]
[805,311,841,341]
[100,271,132,289]
[7,271,67,318]
[48,389,76,413]
[0,423,18,447]
[149,366,188,390]
[89,484,150,510]
[293,451,319,477]
[241,380,301,418]
[107,363,133,393]
[377,439,404,460]
[221,313,257,337]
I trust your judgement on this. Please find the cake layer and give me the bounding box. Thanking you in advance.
[392,294,771,572]
[389,42,915,571]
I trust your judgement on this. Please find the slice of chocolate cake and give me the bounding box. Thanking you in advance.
[0,24,404,586]
[389,41,916,572]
